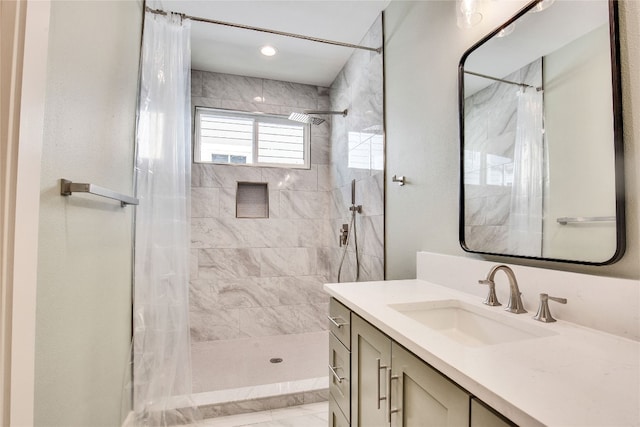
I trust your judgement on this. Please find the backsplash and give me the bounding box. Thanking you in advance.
[416,252,640,341]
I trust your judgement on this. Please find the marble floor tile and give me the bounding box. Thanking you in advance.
[192,402,328,427]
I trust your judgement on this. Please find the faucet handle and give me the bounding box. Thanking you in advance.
[533,293,567,323]
[478,279,501,307]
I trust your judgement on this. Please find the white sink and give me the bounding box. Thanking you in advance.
[389,299,555,347]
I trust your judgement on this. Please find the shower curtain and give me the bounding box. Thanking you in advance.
[129,11,198,426]
[508,87,544,257]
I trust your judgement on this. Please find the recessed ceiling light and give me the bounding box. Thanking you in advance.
[260,45,277,57]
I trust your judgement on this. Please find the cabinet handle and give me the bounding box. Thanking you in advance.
[327,315,348,328]
[377,358,389,409]
[328,364,344,384]
[387,367,399,423]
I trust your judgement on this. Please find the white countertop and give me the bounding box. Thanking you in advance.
[325,279,640,427]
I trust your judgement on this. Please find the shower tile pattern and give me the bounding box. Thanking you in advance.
[326,15,385,282]
[190,72,331,346]
[189,14,384,399]
[463,59,542,253]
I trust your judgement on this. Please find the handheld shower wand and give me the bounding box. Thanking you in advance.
[338,179,362,282]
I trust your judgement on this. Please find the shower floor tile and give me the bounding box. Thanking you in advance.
[192,331,329,392]
[196,402,328,427]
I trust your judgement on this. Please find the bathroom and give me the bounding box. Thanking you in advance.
[2,0,639,426]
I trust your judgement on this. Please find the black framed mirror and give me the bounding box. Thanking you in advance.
[458,0,624,265]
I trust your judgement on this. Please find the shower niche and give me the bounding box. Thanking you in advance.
[458,0,624,265]
[236,182,269,219]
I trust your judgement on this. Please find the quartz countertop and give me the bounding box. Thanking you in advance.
[324,279,640,427]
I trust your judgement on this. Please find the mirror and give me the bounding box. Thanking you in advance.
[459,0,624,265]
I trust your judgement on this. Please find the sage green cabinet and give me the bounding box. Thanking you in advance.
[391,344,470,427]
[330,394,350,427]
[330,298,517,427]
[351,313,391,427]
[471,398,516,427]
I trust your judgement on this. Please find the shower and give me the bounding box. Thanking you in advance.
[288,109,348,125]
[337,179,362,282]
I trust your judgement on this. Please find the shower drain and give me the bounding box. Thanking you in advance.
[269,357,283,364]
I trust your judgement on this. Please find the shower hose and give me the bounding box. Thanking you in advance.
[337,206,360,283]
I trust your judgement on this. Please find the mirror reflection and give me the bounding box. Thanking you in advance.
[460,0,624,264]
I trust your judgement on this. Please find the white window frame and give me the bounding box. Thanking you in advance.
[194,107,311,169]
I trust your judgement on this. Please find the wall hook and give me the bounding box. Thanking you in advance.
[392,175,405,186]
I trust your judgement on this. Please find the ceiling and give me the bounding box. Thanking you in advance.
[464,0,609,95]
[159,1,390,87]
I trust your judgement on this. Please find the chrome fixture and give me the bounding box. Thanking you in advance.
[533,293,567,323]
[60,178,139,207]
[288,109,348,126]
[478,265,527,314]
[145,7,382,53]
[464,70,542,92]
[337,179,362,282]
[339,224,349,247]
[557,216,616,225]
[391,175,405,186]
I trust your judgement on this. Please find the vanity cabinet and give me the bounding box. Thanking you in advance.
[336,298,517,427]
[391,344,469,426]
[351,313,391,427]
[470,398,516,427]
[329,299,352,424]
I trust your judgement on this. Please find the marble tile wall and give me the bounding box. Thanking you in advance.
[190,71,331,344]
[327,14,385,282]
[188,13,385,399]
[463,58,542,253]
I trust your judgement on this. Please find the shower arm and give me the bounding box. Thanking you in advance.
[303,109,348,117]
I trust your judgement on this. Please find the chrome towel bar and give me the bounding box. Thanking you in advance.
[60,179,139,207]
[557,216,615,225]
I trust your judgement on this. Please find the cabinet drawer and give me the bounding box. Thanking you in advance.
[329,332,351,420]
[329,393,350,427]
[329,298,351,349]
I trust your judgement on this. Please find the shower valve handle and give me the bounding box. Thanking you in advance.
[339,224,349,247]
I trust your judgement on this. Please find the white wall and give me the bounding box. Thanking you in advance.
[384,0,640,280]
[35,1,142,425]
[543,25,617,262]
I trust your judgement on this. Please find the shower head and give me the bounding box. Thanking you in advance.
[288,109,348,126]
[288,112,326,125]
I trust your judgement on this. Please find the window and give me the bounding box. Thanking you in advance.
[194,107,310,168]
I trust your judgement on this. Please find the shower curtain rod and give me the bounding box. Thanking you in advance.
[145,6,382,54]
[464,70,542,91]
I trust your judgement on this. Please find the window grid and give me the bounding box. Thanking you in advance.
[195,107,310,169]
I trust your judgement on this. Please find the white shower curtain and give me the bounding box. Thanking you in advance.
[508,87,544,257]
[130,11,197,426]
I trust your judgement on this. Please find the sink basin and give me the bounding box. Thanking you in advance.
[389,299,555,347]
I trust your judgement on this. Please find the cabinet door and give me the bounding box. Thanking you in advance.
[330,394,350,427]
[351,314,392,427]
[471,398,516,427]
[391,344,470,427]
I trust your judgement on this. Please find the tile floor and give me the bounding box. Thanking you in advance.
[192,402,328,427]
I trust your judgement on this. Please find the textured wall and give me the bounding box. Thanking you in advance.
[463,59,541,254]
[385,0,640,280]
[188,14,384,394]
[35,1,141,425]
[189,71,331,345]
[327,14,385,282]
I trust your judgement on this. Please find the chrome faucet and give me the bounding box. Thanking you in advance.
[533,293,567,323]
[478,265,527,314]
